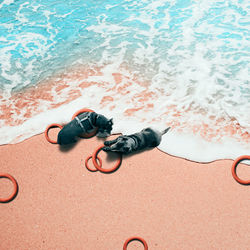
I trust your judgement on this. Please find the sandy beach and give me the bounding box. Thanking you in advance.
[1,130,250,249]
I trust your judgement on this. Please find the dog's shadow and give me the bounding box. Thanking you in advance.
[58,135,107,153]
[105,147,154,162]
[58,139,80,152]
[58,136,106,153]
[123,147,154,159]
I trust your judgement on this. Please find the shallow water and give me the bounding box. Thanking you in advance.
[0,0,249,162]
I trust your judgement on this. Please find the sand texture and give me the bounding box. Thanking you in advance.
[1,131,250,249]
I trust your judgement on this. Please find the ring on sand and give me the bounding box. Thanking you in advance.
[92,144,122,173]
[231,155,250,185]
[85,155,101,172]
[71,108,98,138]
[0,173,18,203]
[123,237,148,250]
[45,123,63,144]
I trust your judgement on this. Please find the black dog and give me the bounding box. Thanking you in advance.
[57,112,113,145]
[103,127,170,154]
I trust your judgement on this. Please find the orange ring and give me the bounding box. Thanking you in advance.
[45,123,63,144]
[232,155,250,185]
[123,237,148,250]
[92,144,122,173]
[71,108,95,119]
[71,108,98,138]
[0,173,18,203]
[85,155,101,172]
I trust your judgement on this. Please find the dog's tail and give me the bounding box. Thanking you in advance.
[161,127,171,135]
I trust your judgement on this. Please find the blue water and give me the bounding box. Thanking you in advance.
[1,0,249,92]
[0,0,249,162]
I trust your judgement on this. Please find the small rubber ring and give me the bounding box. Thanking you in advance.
[71,108,98,138]
[45,123,63,144]
[231,155,250,185]
[71,108,95,119]
[0,173,18,203]
[123,237,148,250]
[85,155,101,172]
[92,144,122,173]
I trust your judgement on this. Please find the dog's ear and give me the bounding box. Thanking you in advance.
[109,118,113,125]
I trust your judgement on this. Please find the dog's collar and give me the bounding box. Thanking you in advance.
[75,113,94,133]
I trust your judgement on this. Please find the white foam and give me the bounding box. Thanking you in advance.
[158,130,249,163]
[0,0,14,9]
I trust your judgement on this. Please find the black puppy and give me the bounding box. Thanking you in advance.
[57,112,113,145]
[103,127,170,154]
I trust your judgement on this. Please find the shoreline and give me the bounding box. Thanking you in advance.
[1,63,249,152]
[1,132,250,249]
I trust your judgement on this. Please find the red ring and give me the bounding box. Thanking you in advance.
[0,173,18,203]
[45,123,63,144]
[71,108,98,138]
[92,144,122,173]
[71,108,95,119]
[123,237,148,250]
[85,155,101,172]
[232,155,250,185]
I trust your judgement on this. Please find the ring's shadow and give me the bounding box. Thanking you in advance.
[0,178,19,204]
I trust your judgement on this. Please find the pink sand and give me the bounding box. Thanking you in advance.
[1,131,250,249]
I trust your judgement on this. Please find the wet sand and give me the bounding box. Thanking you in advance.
[1,130,250,249]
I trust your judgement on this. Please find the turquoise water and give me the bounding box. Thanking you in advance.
[0,0,249,162]
[1,0,249,92]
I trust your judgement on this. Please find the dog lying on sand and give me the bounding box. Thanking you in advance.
[57,111,113,145]
[103,127,170,154]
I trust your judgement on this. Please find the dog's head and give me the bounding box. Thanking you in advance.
[96,118,113,138]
